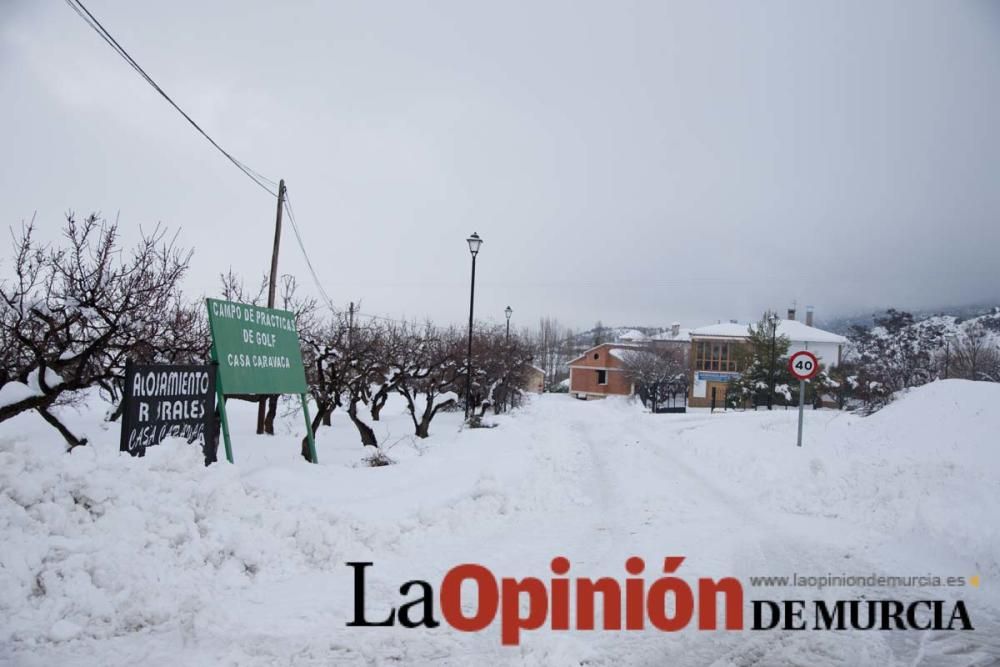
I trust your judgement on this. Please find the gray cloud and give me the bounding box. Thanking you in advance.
[2,0,999,331]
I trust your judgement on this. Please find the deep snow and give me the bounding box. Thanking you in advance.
[2,381,999,666]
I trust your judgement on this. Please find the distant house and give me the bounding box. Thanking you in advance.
[617,323,692,346]
[688,307,847,407]
[567,343,640,399]
[617,329,648,343]
[650,322,692,346]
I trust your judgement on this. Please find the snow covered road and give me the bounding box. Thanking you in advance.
[2,381,999,665]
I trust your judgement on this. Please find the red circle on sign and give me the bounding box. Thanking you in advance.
[788,350,820,380]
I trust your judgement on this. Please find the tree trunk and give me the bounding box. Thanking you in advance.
[370,386,389,421]
[416,396,435,438]
[264,395,278,434]
[37,406,88,450]
[348,399,378,447]
[107,398,126,423]
[256,397,266,434]
[415,395,454,439]
[400,389,421,435]
[301,401,334,461]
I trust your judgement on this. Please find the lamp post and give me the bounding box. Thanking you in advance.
[944,332,956,379]
[465,233,482,420]
[505,305,513,341]
[767,311,779,411]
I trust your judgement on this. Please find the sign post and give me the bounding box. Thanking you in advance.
[788,350,820,448]
[206,298,316,463]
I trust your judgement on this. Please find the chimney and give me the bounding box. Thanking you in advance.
[671,322,680,337]
[806,305,814,327]
[787,306,796,321]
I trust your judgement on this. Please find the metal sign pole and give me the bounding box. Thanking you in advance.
[796,379,805,447]
[119,358,133,455]
[300,393,318,464]
[210,347,235,464]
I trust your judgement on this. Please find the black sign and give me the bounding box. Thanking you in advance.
[119,361,218,463]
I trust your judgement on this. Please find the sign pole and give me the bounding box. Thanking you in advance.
[211,348,235,464]
[796,379,805,447]
[300,393,318,464]
[119,358,133,455]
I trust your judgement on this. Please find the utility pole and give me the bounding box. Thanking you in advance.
[258,179,286,434]
[348,301,355,351]
[267,179,286,308]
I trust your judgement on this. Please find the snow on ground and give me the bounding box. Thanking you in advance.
[2,381,999,666]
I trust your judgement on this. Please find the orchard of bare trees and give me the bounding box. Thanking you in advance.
[0,214,539,456]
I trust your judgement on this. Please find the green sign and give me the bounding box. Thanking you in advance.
[205,298,316,465]
[206,298,307,394]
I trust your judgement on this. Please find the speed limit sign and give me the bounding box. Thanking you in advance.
[788,350,820,381]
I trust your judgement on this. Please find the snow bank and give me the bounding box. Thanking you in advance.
[0,436,361,648]
[865,379,1000,453]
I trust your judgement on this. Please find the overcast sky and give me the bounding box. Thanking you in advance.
[2,1,999,331]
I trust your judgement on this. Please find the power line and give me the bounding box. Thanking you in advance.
[63,0,468,329]
[64,0,354,315]
[281,189,339,313]
[63,0,278,197]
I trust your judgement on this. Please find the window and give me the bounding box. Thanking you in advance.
[593,353,599,360]
[596,370,608,385]
[711,343,722,370]
[695,340,741,372]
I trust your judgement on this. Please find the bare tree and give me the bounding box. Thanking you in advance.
[456,325,535,417]
[531,316,575,391]
[620,346,687,411]
[950,325,1000,382]
[105,296,210,422]
[338,322,401,448]
[394,324,461,438]
[299,312,350,459]
[0,214,190,448]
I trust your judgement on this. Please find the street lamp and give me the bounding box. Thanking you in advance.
[944,332,957,379]
[465,233,482,420]
[505,305,513,341]
[767,311,780,411]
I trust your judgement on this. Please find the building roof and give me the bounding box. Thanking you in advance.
[617,329,648,342]
[691,319,847,344]
[650,328,693,342]
[566,342,643,366]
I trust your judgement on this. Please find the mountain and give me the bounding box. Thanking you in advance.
[816,303,1000,334]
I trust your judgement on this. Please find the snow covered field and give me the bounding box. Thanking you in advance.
[2,381,999,666]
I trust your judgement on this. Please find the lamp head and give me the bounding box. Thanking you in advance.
[467,232,483,256]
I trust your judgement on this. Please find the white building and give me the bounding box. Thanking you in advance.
[687,307,847,407]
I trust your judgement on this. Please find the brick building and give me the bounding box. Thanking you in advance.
[566,343,638,399]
